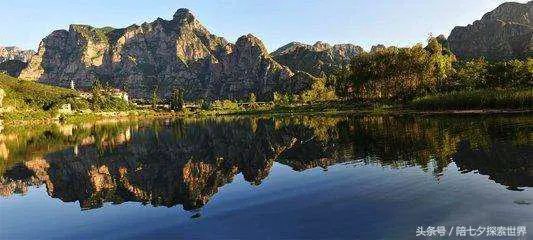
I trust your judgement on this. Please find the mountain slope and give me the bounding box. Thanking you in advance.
[448,1,533,60]
[0,73,82,112]
[19,9,314,101]
[271,41,363,77]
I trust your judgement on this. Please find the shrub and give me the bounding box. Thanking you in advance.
[410,89,533,110]
[211,100,240,111]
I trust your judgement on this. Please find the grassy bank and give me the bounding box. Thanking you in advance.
[410,89,533,110]
[0,73,87,111]
[0,73,137,125]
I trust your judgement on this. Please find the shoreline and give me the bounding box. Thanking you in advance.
[2,107,532,127]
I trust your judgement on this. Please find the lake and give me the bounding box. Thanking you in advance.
[1,114,532,239]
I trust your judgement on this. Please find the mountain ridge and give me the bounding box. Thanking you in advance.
[19,9,313,101]
[271,41,363,77]
[0,46,35,63]
[14,2,533,100]
[448,1,533,60]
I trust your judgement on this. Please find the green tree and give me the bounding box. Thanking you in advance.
[151,87,158,109]
[347,39,455,101]
[273,92,283,105]
[453,59,488,91]
[426,36,443,55]
[170,88,184,111]
[91,79,103,111]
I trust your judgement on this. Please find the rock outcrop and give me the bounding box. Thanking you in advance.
[19,9,315,101]
[0,46,34,63]
[370,44,387,53]
[448,1,533,60]
[0,60,28,77]
[271,41,363,77]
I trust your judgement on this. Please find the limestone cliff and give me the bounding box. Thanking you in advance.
[271,41,363,77]
[0,46,34,63]
[448,1,533,60]
[19,9,313,101]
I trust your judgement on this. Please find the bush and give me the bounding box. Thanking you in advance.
[211,100,240,111]
[410,89,533,110]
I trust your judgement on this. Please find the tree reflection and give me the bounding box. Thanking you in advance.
[0,115,531,210]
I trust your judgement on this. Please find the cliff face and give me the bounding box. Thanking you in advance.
[19,9,312,100]
[448,1,533,60]
[271,41,363,77]
[0,46,35,63]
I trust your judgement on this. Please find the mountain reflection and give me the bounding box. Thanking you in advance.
[0,115,532,210]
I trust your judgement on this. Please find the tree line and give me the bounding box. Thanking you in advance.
[330,36,532,103]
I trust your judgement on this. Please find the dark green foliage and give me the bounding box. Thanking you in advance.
[411,89,533,110]
[330,36,531,110]
[0,60,27,77]
[448,58,532,91]
[200,99,212,110]
[151,87,159,109]
[91,80,104,111]
[70,24,114,44]
[90,79,132,112]
[343,41,455,101]
[139,63,157,76]
[91,95,132,112]
[170,88,184,111]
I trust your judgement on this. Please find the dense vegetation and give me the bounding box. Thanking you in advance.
[90,80,133,112]
[329,37,532,109]
[411,89,533,110]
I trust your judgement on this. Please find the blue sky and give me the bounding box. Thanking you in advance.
[0,0,527,51]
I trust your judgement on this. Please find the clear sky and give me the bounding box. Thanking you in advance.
[0,0,527,52]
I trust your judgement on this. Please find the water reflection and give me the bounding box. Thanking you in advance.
[1,115,532,211]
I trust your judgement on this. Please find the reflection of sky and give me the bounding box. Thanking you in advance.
[2,162,532,239]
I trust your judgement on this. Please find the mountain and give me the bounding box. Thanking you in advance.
[271,41,363,77]
[0,46,35,63]
[448,1,533,60]
[19,9,314,101]
[0,60,28,77]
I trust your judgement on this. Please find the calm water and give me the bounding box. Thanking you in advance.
[0,114,532,239]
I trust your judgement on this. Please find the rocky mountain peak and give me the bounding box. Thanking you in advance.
[270,42,311,56]
[272,41,363,77]
[313,41,332,51]
[235,34,269,55]
[370,44,387,52]
[448,1,532,60]
[172,8,196,24]
[18,10,319,101]
[481,1,532,25]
